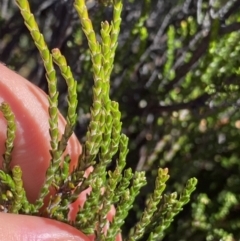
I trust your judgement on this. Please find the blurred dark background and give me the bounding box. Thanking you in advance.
[1,0,240,240]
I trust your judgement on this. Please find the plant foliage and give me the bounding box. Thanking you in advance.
[0,0,197,241]
[2,0,240,240]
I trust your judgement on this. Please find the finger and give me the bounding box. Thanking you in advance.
[0,63,82,203]
[69,187,122,241]
[0,64,122,241]
[0,212,90,241]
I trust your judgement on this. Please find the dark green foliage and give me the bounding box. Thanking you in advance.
[1,0,240,240]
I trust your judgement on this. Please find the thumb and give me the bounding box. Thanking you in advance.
[0,212,90,241]
[0,64,122,241]
[0,64,89,240]
[0,63,82,203]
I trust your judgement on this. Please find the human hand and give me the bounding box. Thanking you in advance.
[0,64,122,241]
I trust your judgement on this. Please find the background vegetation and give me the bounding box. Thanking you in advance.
[1,0,240,240]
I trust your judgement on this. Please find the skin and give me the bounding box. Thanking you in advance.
[0,64,122,241]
